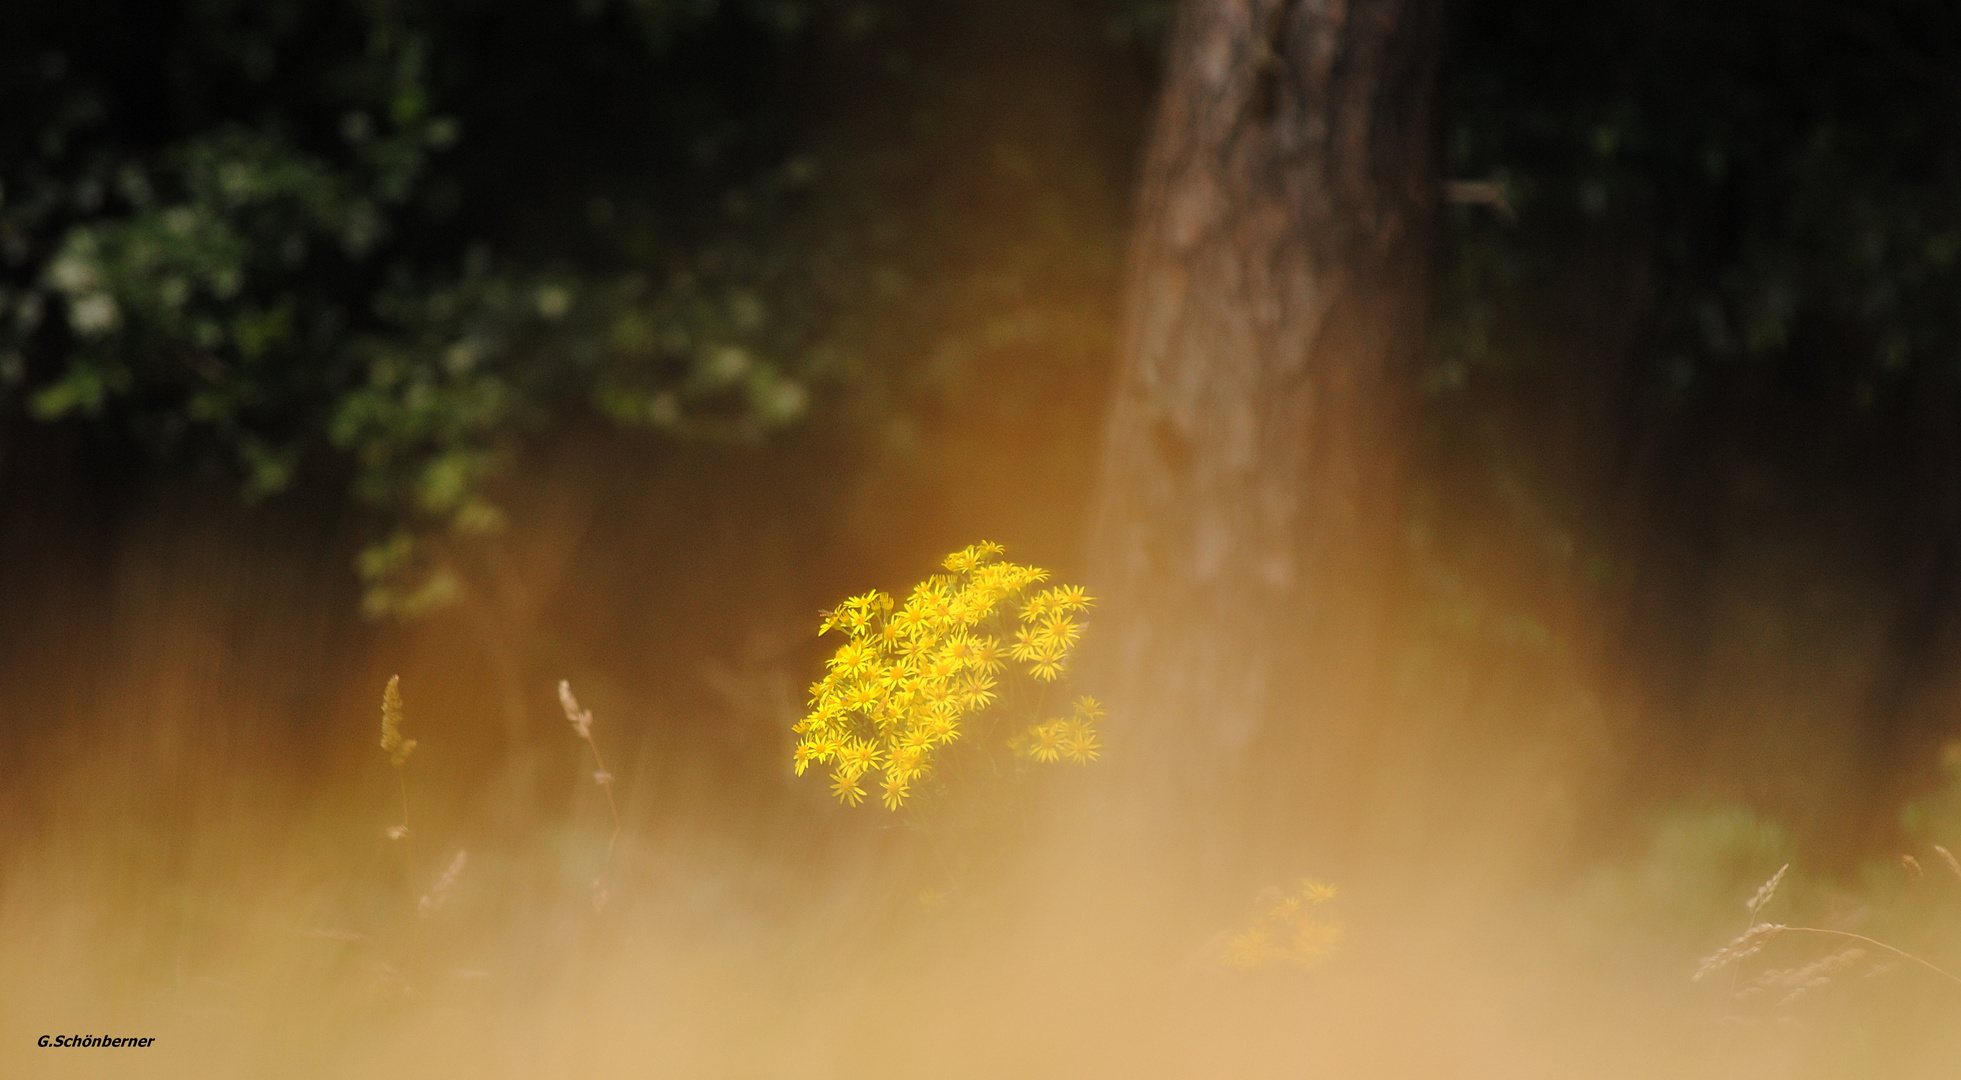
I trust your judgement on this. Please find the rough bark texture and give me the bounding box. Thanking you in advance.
[1086,0,1444,855]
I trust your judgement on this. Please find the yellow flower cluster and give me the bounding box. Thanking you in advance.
[795,542,1097,810]
[1223,879,1344,969]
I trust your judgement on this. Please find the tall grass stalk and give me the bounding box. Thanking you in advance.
[560,680,629,910]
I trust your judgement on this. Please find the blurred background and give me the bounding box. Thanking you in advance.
[2,1,1960,1076]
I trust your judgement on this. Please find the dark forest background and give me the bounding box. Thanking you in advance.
[6,0,1961,887]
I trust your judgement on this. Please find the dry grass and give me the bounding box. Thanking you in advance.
[5,672,1960,1079]
[1695,861,1961,1012]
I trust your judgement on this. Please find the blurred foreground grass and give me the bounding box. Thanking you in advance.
[4,681,1958,1079]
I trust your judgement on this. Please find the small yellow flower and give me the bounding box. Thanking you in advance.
[939,632,976,666]
[826,640,871,674]
[969,635,1006,675]
[841,682,879,713]
[830,769,866,806]
[1028,721,1065,763]
[944,551,976,573]
[1061,720,1100,763]
[1046,584,1092,612]
[1226,928,1274,969]
[959,673,997,710]
[1033,613,1080,649]
[840,736,883,773]
[889,746,924,780]
[1219,877,1344,969]
[924,654,961,682]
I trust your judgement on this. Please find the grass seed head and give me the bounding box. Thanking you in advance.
[379,675,415,768]
[417,850,468,919]
[558,679,593,740]
[1935,844,1961,884]
[1694,922,1787,982]
[1746,863,1788,921]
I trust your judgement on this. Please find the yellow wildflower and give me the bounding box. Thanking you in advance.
[830,769,866,807]
[923,712,957,743]
[827,640,871,674]
[939,632,976,666]
[969,635,1006,675]
[1226,928,1274,969]
[792,741,819,775]
[797,543,1107,809]
[1039,612,1082,647]
[839,736,883,773]
[1061,720,1100,763]
[889,745,925,780]
[959,673,997,711]
[1028,721,1065,763]
[1028,653,1065,682]
[1046,584,1092,612]
[841,682,879,713]
[1219,878,1344,969]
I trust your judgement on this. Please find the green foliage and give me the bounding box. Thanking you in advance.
[0,0,833,612]
[1899,741,1961,850]
[1,0,1143,616]
[1441,0,1961,400]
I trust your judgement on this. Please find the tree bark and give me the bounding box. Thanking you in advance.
[1085,0,1445,869]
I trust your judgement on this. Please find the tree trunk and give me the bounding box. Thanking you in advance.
[1085,0,1445,871]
